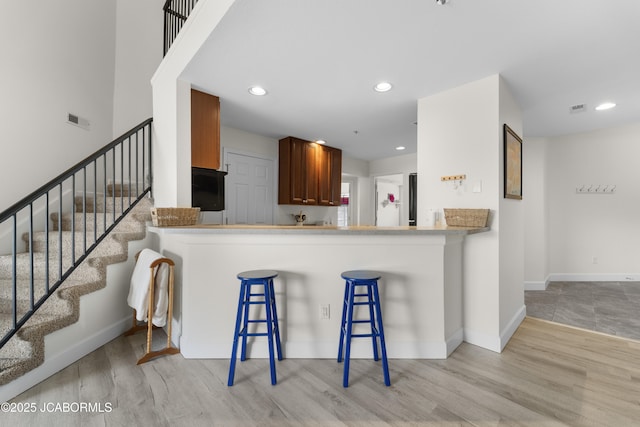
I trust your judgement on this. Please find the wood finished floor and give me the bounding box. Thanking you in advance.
[6,317,640,426]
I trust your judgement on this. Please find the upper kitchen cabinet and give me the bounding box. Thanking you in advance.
[191,89,220,170]
[318,144,342,206]
[279,136,342,206]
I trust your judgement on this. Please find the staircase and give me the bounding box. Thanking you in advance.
[0,189,153,386]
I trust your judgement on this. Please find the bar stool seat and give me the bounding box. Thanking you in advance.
[228,270,282,386]
[337,270,390,387]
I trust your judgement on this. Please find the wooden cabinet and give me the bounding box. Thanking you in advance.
[317,145,342,206]
[279,136,342,206]
[191,89,220,170]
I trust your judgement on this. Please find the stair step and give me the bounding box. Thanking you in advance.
[24,231,125,255]
[0,315,33,359]
[0,252,102,281]
[0,276,101,311]
[75,193,152,215]
[107,182,144,197]
[50,212,148,233]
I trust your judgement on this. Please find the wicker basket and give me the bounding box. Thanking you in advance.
[150,207,200,226]
[444,208,489,227]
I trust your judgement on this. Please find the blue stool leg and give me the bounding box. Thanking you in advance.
[372,283,391,386]
[240,281,252,361]
[228,280,248,386]
[263,280,277,385]
[269,279,283,361]
[343,281,356,387]
[337,279,350,363]
[366,282,380,361]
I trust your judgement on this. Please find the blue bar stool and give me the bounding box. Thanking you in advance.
[228,270,282,386]
[337,270,390,387]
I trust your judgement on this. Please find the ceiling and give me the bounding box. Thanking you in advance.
[182,0,640,161]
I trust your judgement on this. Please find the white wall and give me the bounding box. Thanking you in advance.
[0,0,163,213]
[497,77,525,338]
[544,122,640,280]
[523,137,549,288]
[376,180,402,226]
[418,74,525,353]
[113,0,164,136]
[0,0,117,211]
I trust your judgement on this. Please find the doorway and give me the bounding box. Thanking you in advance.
[224,151,274,225]
[338,176,357,227]
[375,174,403,226]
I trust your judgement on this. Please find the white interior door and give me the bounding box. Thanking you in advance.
[225,152,274,225]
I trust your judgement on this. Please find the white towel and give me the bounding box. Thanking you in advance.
[127,249,170,327]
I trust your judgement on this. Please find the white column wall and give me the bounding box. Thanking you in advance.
[417,74,525,352]
[151,0,236,207]
[497,78,525,341]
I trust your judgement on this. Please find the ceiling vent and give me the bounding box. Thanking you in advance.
[569,104,587,114]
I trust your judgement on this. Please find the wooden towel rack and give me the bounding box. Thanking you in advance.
[124,254,180,364]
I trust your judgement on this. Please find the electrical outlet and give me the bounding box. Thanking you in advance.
[319,304,330,320]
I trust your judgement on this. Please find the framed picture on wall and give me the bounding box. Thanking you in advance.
[504,124,522,200]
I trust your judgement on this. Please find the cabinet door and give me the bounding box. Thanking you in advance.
[303,142,318,205]
[329,148,342,206]
[289,138,308,204]
[191,89,220,170]
[318,146,342,206]
[317,145,333,206]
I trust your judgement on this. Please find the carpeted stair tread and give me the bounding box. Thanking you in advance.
[50,212,147,233]
[0,276,102,312]
[0,252,102,281]
[75,194,153,216]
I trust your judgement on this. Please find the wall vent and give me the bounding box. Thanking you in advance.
[569,103,587,114]
[67,112,90,130]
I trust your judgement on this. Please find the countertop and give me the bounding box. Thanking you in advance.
[148,223,490,236]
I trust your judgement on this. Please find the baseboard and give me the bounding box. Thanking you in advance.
[548,273,640,282]
[446,328,464,357]
[181,338,453,360]
[499,305,526,351]
[463,328,501,353]
[524,280,548,291]
[0,316,130,403]
[463,305,526,353]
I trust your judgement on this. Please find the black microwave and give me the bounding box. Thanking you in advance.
[192,167,227,211]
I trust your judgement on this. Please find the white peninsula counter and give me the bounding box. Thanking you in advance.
[149,225,489,360]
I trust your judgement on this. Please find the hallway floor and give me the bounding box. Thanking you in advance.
[525,281,640,341]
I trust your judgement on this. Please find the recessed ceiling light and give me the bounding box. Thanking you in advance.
[316,139,326,145]
[374,82,393,92]
[595,102,616,111]
[395,146,406,151]
[248,86,267,96]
